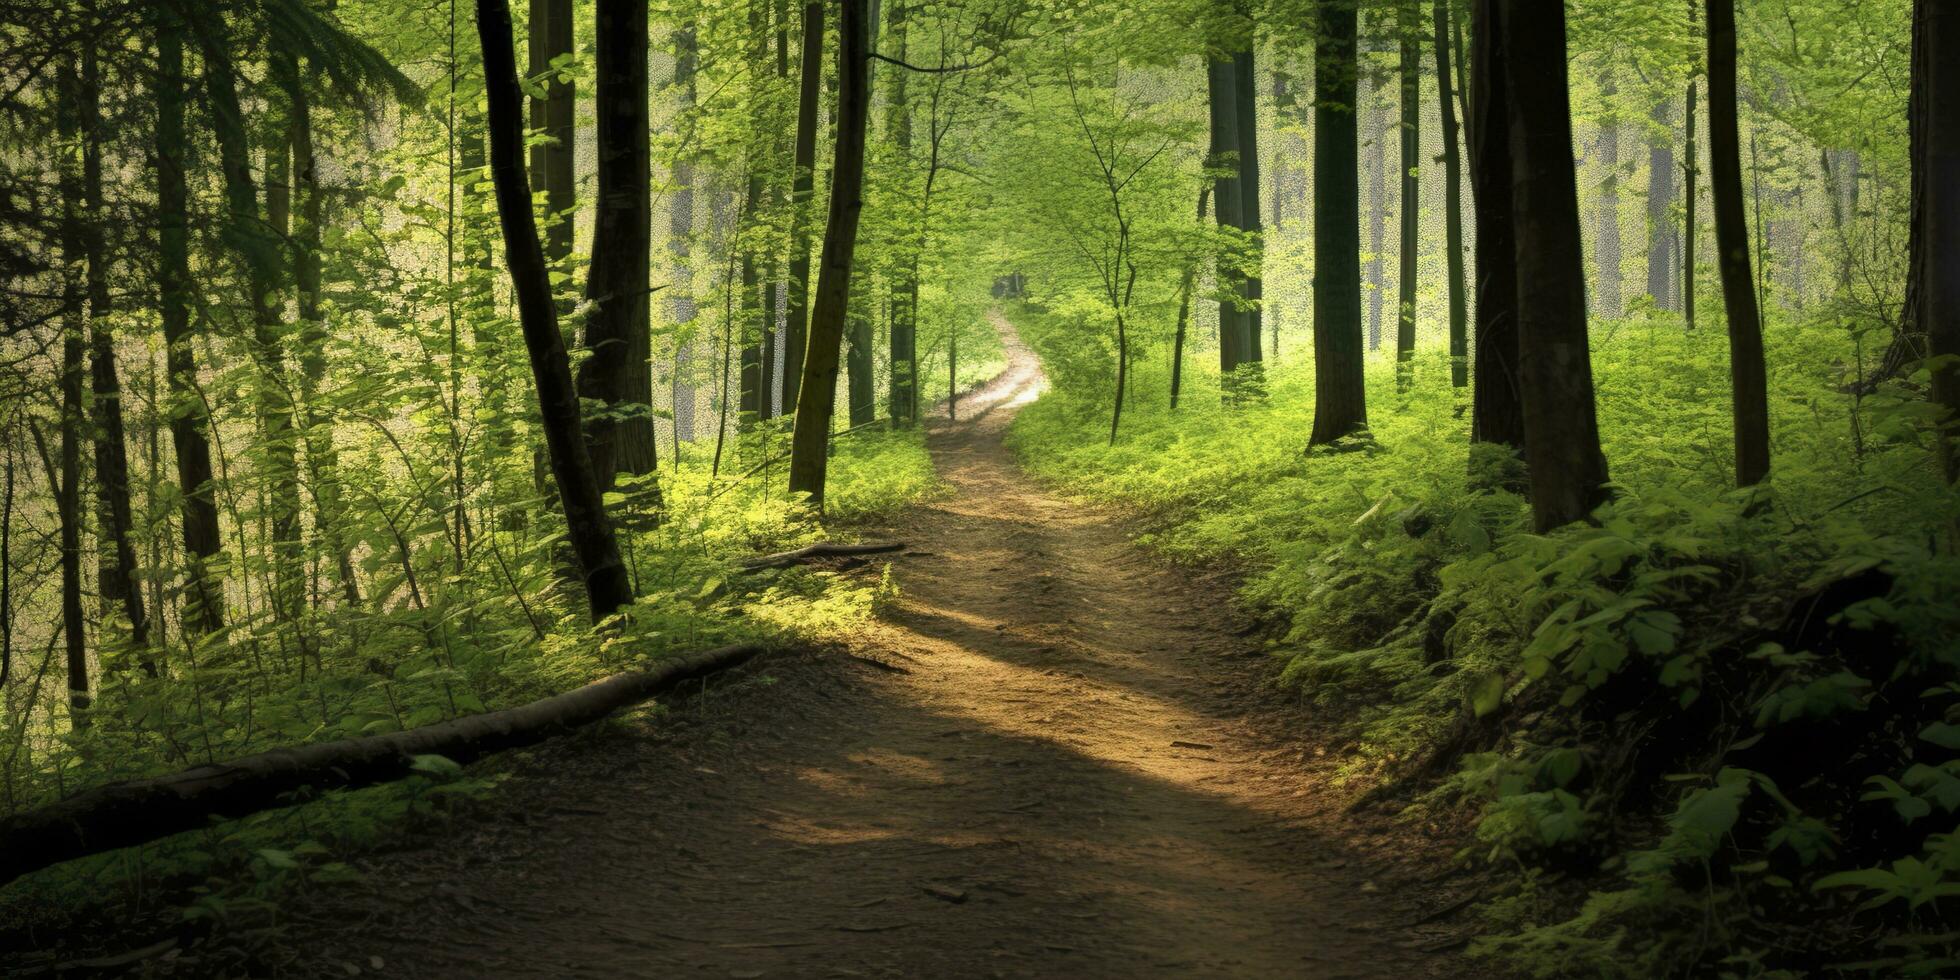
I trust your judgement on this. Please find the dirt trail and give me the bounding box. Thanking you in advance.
[286,313,1466,978]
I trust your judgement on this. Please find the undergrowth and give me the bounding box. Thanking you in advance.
[0,428,936,970]
[1007,301,1960,978]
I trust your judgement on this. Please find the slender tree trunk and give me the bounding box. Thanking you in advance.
[1366,70,1386,352]
[1647,100,1678,310]
[529,0,575,290]
[477,0,633,621]
[1685,0,1701,332]
[576,0,659,493]
[668,28,699,444]
[57,78,89,722]
[155,5,223,634]
[1233,44,1264,369]
[1171,186,1211,411]
[1206,55,1247,380]
[1397,0,1420,385]
[788,0,870,506]
[1469,0,1524,454]
[1706,0,1771,487]
[284,58,360,607]
[77,25,147,650]
[1434,0,1469,388]
[1310,0,1368,445]
[782,1,823,415]
[1911,0,1959,486]
[1596,74,1624,318]
[1495,0,1610,530]
[887,1,918,426]
[195,10,303,626]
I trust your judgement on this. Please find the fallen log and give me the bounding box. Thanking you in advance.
[0,642,766,889]
[740,541,905,570]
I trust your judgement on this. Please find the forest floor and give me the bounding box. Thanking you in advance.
[274,313,1477,979]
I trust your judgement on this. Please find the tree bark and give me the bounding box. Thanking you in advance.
[668,27,699,444]
[782,1,824,416]
[155,4,224,635]
[1913,0,1960,486]
[1646,100,1678,310]
[78,22,147,649]
[0,642,765,889]
[1397,0,1420,384]
[529,0,575,288]
[1595,74,1624,318]
[1496,0,1611,530]
[1366,67,1386,353]
[1684,0,1701,332]
[788,0,871,506]
[1434,0,1469,389]
[194,8,303,626]
[1469,0,1524,453]
[56,78,89,721]
[1705,0,1770,487]
[576,0,660,493]
[1206,55,1247,379]
[1310,0,1367,446]
[477,0,634,620]
[1233,44,1264,369]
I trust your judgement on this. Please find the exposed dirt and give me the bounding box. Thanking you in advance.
[274,313,1474,978]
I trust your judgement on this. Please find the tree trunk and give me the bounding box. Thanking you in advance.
[195,10,303,626]
[1233,44,1264,369]
[1646,100,1678,311]
[78,25,147,649]
[1206,55,1247,379]
[576,0,659,493]
[529,0,575,289]
[1433,0,1469,388]
[477,0,634,621]
[1684,0,1700,332]
[155,5,224,634]
[1496,0,1610,530]
[0,642,765,889]
[1397,0,1421,385]
[1912,0,1960,486]
[886,1,918,426]
[668,28,699,444]
[781,1,823,415]
[1469,0,1525,453]
[1366,68,1386,353]
[1705,0,1770,487]
[286,58,361,607]
[57,81,89,721]
[1310,0,1368,446]
[788,0,870,506]
[1596,74,1624,318]
[1171,186,1211,411]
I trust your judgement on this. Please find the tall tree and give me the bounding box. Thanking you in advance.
[1310,0,1368,445]
[155,3,224,634]
[1396,0,1420,384]
[1468,0,1524,454]
[56,68,88,721]
[781,1,824,415]
[887,0,919,426]
[788,0,870,505]
[668,27,700,444]
[194,7,304,625]
[1911,0,1959,486]
[575,0,660,493]
[1683,0,1700,332]
[529,0,575,285]
[1205,55,1248,380]
[1494,0,1610,529]
[1705,0,1770,487]
[1232,40,1264,372]
[1433,0,1469,389]
[78,11,146,649]
[1646,100,1678,310]
[477,0,633,620]
[1595,73,1624,318]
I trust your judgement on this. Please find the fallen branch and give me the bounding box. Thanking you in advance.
[0,642,766,888]
[741,541,906,570]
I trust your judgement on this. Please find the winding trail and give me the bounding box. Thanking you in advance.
[287,313,1466,978]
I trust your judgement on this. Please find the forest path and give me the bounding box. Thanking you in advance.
[287,312,1465,979]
